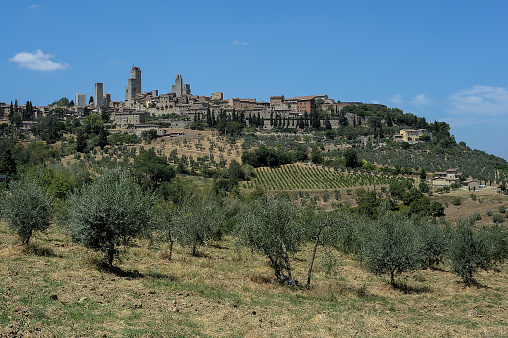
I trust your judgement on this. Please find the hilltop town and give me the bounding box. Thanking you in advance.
[1,64,434,143]
[1,65,508,338]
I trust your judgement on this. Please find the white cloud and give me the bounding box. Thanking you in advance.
[232,40,248,46]
[448,85,508,117]
[411,94,430,105]
[30,4,40,9]
[8,49,70,71]
[389,94,402,105]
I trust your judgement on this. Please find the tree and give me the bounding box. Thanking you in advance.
[132,148,176,191]
[67,172,154,266]
[0,147,16,176]
[1,179,53,246]
[89,96,94,104]
[364,212,425,286]
[238,194,304,281]
[344,148,359,168]
[98,126,108,149]
[447,220,491,284]
[76,128,87,153]
[356,189,380,219]
[174,196,225,256]
[153,202,177,260]
[82,113,104,136]
[310,145,323,164]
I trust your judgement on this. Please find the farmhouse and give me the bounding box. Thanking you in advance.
[432,168,463,187]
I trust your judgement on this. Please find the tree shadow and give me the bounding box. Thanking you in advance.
[460,279,489,289]
[392,281,432,294]
[96,263,144,279]
[23,243,62,258]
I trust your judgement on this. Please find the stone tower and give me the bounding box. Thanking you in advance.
[172,74,191,98]
[125,65,142,107]
[94,83,103,107]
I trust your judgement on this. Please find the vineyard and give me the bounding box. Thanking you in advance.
[245,164,414,191]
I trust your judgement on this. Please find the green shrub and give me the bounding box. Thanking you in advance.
[1,179,54,246]
[451,197,462,206]
[492,214,505,224]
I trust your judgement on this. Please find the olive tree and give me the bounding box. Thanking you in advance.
[1,179,53,246]
[363,212,425,286]
[447,220,492,284]
[238,194,304,281]
[67,172,154,266]
[174,196,225,256]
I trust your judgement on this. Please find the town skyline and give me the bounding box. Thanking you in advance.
[1,0,507,160]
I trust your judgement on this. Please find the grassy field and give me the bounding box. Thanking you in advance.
[0,220,507,337]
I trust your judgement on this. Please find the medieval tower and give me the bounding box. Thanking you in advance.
[125,65,142,107]
[94,82,103,108]
[172,74,191,97]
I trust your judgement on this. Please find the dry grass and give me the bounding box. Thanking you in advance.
[0,220,506,337]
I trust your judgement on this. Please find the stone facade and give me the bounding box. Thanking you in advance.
[172,74,191,97]
[75,93,87,107]
[125,65,142,107]
[94,83,103,108]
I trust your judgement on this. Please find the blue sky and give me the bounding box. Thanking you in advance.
[1,1,507,160]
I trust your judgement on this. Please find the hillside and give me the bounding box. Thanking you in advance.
[1,222,507,337]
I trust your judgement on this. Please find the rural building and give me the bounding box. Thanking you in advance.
[461,180,480,191]
[397,129,432,142]
[432,168,463,186]
[113,112,147,128]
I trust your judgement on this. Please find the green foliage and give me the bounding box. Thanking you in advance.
[241,145,293,168]
[238,194,305,280]
[0,146,16,176]
[141,129,158,143]
[1,178,53,246]
[310,145,323,164]
[419,221,449,268]
[132,149,176,191]
[51,97,70,107]
[447,220,491,284]
[492,214,504,224]
[451,197,462,206]
[419,182,430,194]
[344,148,359,168]
[355,189,379,219]
[107,132,140,146]
[67,172,154,266]
[174,196,225,255]
[22,163,91,199]
[82,113,104,136]
[481,224,508,265]
[363,212,425,285]
[320,206,368,255]
[390,180,413,200]
[155,176,197,205]
[31,115,66,143]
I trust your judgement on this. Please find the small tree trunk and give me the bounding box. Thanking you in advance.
[169,240,174,260]
[306,224,324,290]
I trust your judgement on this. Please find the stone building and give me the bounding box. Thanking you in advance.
[172,74,191,97]
[113,112,147,128]
[75,93,87,107]
[94,83,103,108]
[125,65,142,107]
